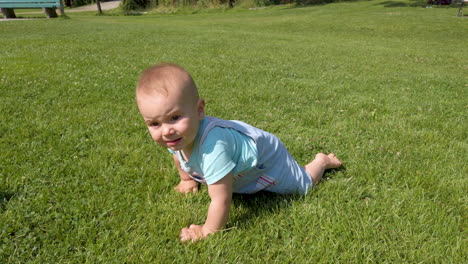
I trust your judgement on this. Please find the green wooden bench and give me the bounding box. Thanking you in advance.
[0,0,64,19]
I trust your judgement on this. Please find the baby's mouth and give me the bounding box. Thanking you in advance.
[166,138,182,146]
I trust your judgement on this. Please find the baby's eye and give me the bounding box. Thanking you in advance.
[149,122,160,127]
[171,115,181,121]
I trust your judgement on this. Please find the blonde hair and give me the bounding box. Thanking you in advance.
[136,63,199,101]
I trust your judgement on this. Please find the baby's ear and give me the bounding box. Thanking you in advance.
[197,99,205,119]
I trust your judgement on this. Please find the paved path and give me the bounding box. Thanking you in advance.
[66,0,121,12]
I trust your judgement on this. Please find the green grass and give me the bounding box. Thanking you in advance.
[1,1,467,262]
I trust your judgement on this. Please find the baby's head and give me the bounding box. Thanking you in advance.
[136,63,205,154]
[136,63,199,102]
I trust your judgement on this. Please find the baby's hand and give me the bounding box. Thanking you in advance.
[174,180,198,194]
[180,224,206,242]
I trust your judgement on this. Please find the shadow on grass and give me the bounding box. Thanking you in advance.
[229,166,346,228]
[281,0,375,10]
[0,191,15,213]
[377,0,424,7]
[375,0,462,7]
[123,11,144,16]
[322,165,347,181]
[284,0,429,8]
[231,192,302,226]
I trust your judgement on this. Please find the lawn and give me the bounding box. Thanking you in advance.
[0,0,466,262]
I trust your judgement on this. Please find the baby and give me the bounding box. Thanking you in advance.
[136,63,342,242]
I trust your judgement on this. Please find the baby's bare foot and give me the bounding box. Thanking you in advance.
[305,153,342,185]
[315,153,342,169]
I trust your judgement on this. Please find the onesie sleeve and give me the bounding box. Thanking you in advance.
[199,127,236,185]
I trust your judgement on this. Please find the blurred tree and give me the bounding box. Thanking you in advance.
[96,0,103,14]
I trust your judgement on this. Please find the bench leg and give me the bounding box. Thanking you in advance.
[1,8,16,19]
[43,7,58,18]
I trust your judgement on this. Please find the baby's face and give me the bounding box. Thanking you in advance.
[137,90,204,155]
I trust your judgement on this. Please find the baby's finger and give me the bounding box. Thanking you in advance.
[181,227,200,241]
[180,229,191,241]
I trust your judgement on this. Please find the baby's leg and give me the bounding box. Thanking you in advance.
[305,153,342,185]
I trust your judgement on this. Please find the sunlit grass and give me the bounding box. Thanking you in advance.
[0,1,466,262]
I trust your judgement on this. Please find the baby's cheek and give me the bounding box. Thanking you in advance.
[178,121,192,134]
[149,131,161,143]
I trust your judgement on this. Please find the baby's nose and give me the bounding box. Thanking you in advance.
[162,124,175,136]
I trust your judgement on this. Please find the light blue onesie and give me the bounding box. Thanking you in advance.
[170,116,313,194]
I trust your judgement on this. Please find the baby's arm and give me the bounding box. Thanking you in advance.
[180,173,233,242]
[172,154,198,194]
